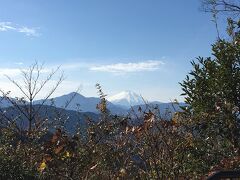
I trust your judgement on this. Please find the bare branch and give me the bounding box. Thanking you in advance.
[0,89,30,121]
[1,62,65,133]
[4,75,30,99]
[202,0,240,17]
[32,72,65,121]
[32,66,61,99]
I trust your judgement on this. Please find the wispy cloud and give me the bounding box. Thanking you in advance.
[0,66,53,77]
[60,62,91,70]
[0,68,21,76]
[14,62,24,65]
[18,27,39,37]
[0,60,165,78]
[0,22,40,37]
[89,60,165,74]
[0,22,16,31]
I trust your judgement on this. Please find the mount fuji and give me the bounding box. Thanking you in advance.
[107,91,144,108]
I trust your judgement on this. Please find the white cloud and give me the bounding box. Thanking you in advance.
[18,27,39,37]
[89,60,165,74]
[0,22,16,31]
[0,66,53,78]
[14,62,24,65]
[0,68,21,76]
[0,79,83,100]
[60,62,91,70]
[0,22,39,37]
[0,68,66,99]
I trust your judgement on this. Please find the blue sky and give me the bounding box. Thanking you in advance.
[0,0,226,101]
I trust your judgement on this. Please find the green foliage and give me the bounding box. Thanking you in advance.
[180,18,240,175]
[180,19,240,115]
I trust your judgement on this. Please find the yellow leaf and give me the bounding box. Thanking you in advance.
[38,161,47,172]
[66,151,70,157]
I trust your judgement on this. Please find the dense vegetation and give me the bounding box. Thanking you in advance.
[0,2,240,179]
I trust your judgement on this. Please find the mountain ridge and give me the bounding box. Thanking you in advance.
[0,92,186,117]
[33,92,127,115]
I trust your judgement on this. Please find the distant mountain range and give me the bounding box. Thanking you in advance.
[0,96,17,108]
[0,91,187,133]
[0,91,186,116]
[33,92,127,115]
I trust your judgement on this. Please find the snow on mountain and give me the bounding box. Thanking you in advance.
[108,91,144,108]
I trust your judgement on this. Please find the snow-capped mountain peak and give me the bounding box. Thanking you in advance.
[108,91,144,108]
